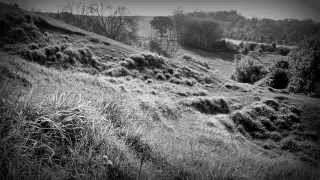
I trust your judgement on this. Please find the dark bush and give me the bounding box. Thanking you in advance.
[268,68,290,89]
[104,67,130,77]
[231,111,266,138]
[274,60,289,69]
[288,37,320,94]
[277,47,291,56]
[281,137,300,152]
[269,132,282,142]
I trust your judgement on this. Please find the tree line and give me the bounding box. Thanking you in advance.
[183,10,320,45]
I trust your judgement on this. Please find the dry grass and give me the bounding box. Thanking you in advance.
[0,86,137,179]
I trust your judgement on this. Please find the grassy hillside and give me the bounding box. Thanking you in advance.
[1,3,320,180]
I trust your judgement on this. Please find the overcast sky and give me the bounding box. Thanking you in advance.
[2,0,320,21]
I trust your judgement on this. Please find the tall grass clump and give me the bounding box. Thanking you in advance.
[0,88,135,180]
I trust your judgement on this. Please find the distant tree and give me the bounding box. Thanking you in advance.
[179,19,223,50]
[150,17,174,38]
[90,0,128,39]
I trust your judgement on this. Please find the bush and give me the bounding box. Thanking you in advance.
[288,38,320,94]
[104,67,131,77]
[268,68,290,89]
[269,132,282,141]
[231,111,267,138]
[31,49,47,64]
[129,53,165,69]
[231,56,268,83]
[274,60,289,69]
[149,39,170,57]
[277,47,291,56]
[119,58,136,69]
[281,136,300,152]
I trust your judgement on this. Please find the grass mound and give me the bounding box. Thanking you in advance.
[230,98,320,161]
[20,44,102,70]
[181,97,230,114]
[122,53,204,86]
[129,53,166,69]
[231,99,295,139]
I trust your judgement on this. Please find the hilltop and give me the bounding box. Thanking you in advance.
[0,3,320,180]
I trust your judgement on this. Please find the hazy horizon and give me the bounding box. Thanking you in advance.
[2,0,320,21]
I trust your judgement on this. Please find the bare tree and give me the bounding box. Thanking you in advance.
[91,0,128,39]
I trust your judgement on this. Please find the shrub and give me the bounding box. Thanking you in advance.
[155,73,166,80]
[44,45,60,56]
[269,131,282,141]
[262,99,280,111]
[231,111,267,138]
[129,53,165,69]
[149,39,170,57]
[120,58,136,69]
[231,56,268,83]
[169,77,183,84]
[104,67,130,77]
[63,46,99,67]
[28,43,39,50]
[274,60,289,69]
[277,47,291,56]
[268,68,290,89]
[31,49,47,64]
[245,43,258,51]
[281,136,300,152]
[286,35,320,94]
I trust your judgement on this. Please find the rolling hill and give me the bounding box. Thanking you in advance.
[0,3,320,180]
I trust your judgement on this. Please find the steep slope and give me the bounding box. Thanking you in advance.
[1,3,320,180]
